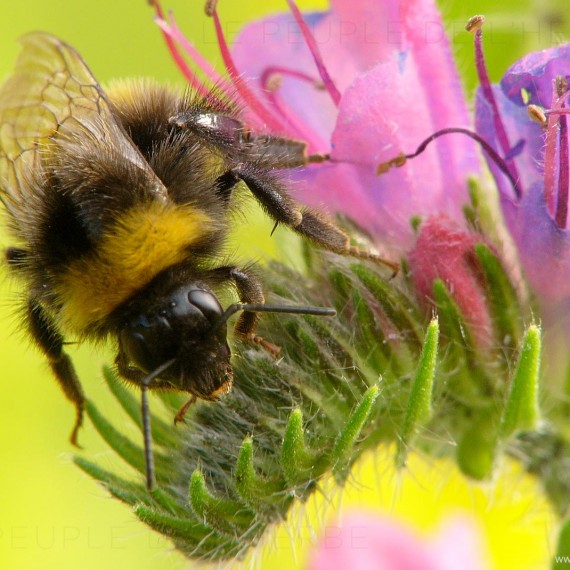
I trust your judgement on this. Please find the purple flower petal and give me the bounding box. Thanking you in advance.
[501,181,570,307]
[475,41,570,310]
[475,47,570,203]
[501,45,570,108]
[326,0,402,68]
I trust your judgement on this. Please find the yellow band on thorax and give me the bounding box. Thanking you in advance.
[55,201,211,333]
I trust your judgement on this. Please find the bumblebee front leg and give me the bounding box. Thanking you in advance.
[27,300,85,447]
[211,265,280,355]
[229,165,399,274]
[115,351,176,390]
[115,352,197,428]
[170,110,327,168]
[240,133,329,168]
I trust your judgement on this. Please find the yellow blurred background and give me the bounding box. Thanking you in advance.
[0,1,566,568]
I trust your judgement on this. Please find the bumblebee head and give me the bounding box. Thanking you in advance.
[119,283,233,399]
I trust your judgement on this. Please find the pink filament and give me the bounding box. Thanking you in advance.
[473,28,522,198]
[396,127,521,197]
[209,4,287,132]
[544,100,558,215]
[151,1,208,95]
[285,0,341,107]
[164,12,233,93]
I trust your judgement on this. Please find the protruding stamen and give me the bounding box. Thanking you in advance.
[543,84,570,227]
[553,98,569,228]
[377,153,407,174]
[504,139,526,161]
[265,73,283,93]
[545,108,570,117]
[465,15,485,32]
[154,18,227,101]
[205,1,288,133]
[467,14,522,198]
[535,101,570,122]
[204,0,217,17]
[261,67,324,91]
[544,101,558,216]
[377,127,522,199]
[285,0,341,107]
[555,76,568,97]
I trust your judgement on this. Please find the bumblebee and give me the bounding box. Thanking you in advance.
[0,33,396,488]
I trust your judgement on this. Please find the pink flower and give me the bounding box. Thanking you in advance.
[153,0,480,251]
[309,512,489,570]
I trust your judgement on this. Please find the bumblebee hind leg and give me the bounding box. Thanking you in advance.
[27,300,86,447]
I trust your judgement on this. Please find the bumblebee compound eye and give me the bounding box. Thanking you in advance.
[186,289,225,324]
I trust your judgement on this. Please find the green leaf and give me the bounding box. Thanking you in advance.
[352,263,423,351]
[474,243,522,352]
[281,408,318,486]
[457,414,497,480]
[431,279,490,400]
[85,400,171,482]
[85,400,147,475]
[352,287,393,372]
[73,456,147,505]
[432,279,476,354]
[500,325,541,438]
[397,319,439,467]
[234,436,289,511]
[133,504,240,559]
[189,470,255,533]
[332,385,379,483]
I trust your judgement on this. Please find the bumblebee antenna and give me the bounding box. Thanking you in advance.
[211,302,336,334]
[141,358,177,490]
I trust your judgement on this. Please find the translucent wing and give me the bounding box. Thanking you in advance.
[0,32,167,208]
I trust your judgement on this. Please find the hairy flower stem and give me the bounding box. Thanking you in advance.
[76,235,567,561]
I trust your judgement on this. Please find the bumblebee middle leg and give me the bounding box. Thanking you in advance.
[225,165,399,274]
[26,300,85,447]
